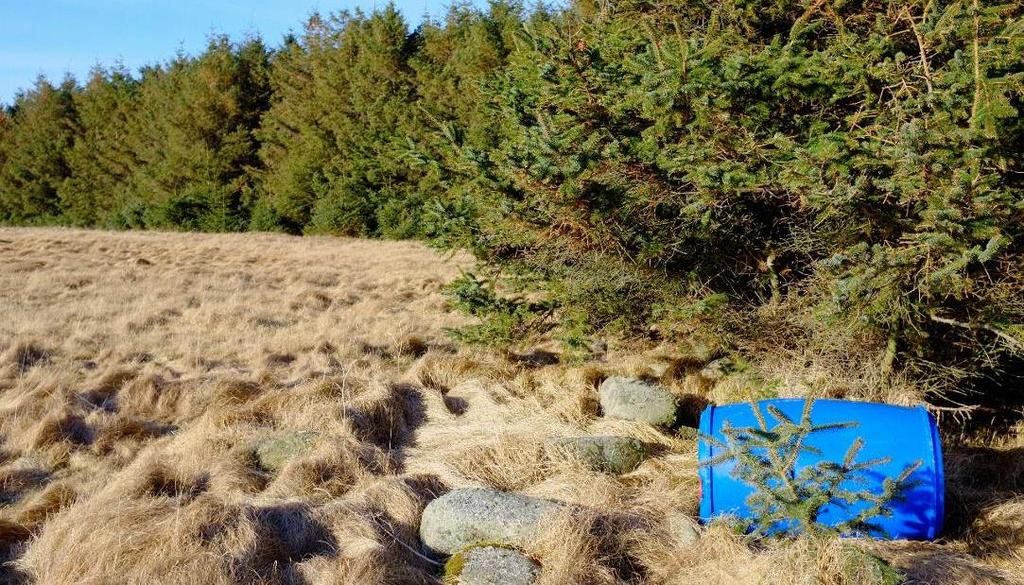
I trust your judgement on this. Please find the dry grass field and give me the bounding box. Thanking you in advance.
[0,227,1021,585]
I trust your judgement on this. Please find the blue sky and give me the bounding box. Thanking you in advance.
[0,0,472,105]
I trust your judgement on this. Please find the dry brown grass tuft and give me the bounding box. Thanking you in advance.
[29,412,93,449]
[13,482,76,528]
[265,436,393,499]
[0,341,52,377]
[0,227,1019,584]
[969,498,1024,569]
[530,510,622,585]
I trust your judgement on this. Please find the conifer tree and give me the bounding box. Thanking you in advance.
[252,31,321,232]
[59,66,141,226]
[409,1,521,245]
[0,76,78,223]
[258,4,433,237]
[122,36,270,231]
[437,0,1024,378]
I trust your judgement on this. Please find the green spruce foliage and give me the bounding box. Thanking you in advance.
[121,36,271,231]
[443,272,555,345]
[437,0,1024,383]
[0,0,1020,393]
[256,7,424,237]
[59,66,141,227]
[701,401,921,538]
[0,77,78,224]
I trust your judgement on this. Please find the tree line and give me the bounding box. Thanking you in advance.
[1,0,1022,392]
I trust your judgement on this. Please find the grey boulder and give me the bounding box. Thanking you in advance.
[545,435,646,473]
[598,376,678,427]
[448,546,539,585]
[420,487,562,555]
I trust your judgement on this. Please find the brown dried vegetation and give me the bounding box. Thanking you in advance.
[0,228,1019,584]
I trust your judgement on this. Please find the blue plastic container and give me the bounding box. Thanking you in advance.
[698,399,944,539]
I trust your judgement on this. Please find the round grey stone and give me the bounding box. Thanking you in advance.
[253,431,319,472]
[545,435,646,473]
[598,376,678,427]
[452,546,539,585]
[420,488,562,556]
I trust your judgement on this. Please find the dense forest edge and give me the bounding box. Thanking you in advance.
[1,0,1022,411]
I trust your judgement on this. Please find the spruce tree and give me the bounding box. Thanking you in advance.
[0,76,78,224]
[123,36,270,231]
[258,4,425,238]
[409,1,521,246]
[436,0,1024,378]
[59,66,141,226]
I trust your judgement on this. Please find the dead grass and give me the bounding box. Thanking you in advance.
[0,227,1019,585]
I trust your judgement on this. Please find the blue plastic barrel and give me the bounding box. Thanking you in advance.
[698,399,944,540]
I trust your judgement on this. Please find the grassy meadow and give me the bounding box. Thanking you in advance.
[0,227,1021,585]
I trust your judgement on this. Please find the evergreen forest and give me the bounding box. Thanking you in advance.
[1,0,1022,400]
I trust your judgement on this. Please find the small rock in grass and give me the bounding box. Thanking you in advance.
[598,376,678,427]
[700,358,734,382]
[420,487,562,555]
[253,431,319,472]
[665,512,700,546]
[545,435,646,473]
[446,545,539,585]
[647,361,672,378]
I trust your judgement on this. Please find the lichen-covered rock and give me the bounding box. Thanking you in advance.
[253,431,319,471]
[665,512,700,546]
[445,546,539,585]
[420,488,562,555]
[700,358,734,382]
[598,376,678,426]
[545,435,646,473]
[648,361,672,378]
